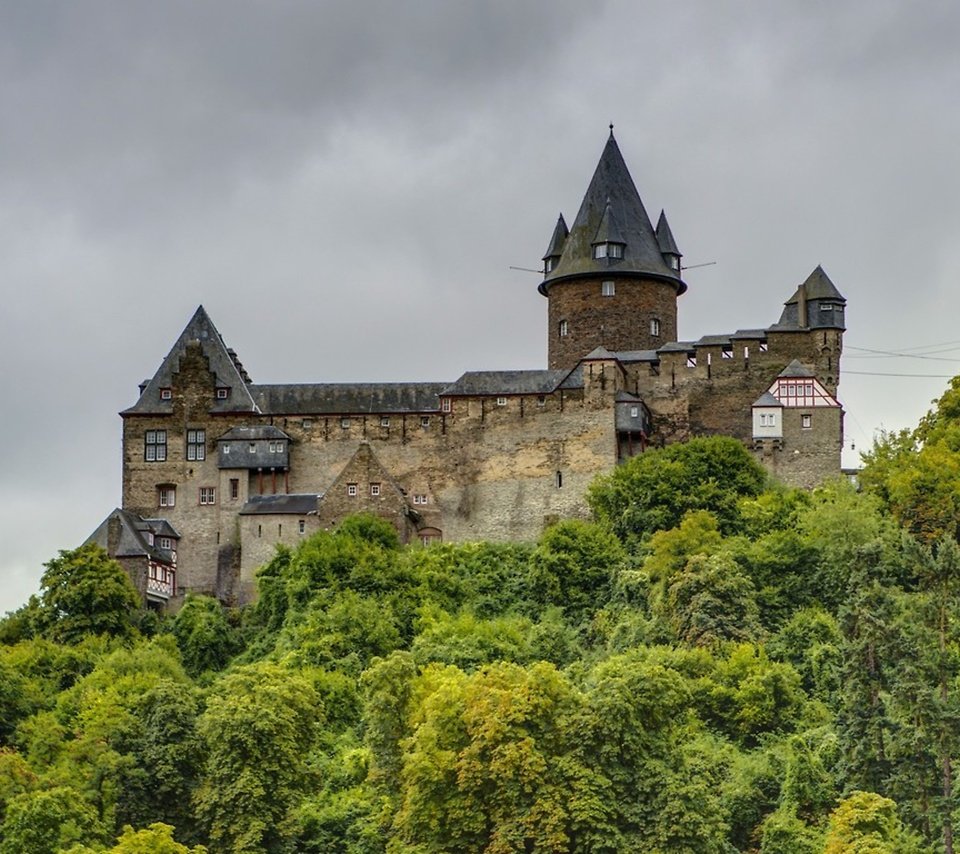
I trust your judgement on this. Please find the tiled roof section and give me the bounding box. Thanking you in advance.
[542,214,569,261]
[779,359,816,378]
[85,509,178,564]
[733,328,769,339]
[122,306,258,415]
[441,370,568,397]
[250,383,447,415]
[614,349,660,363]
[784,265,846,304]
[559,364,585,390]
[217,425,292,442]
[655,210,680,256]
[753,391,783,407]
[239,494,320,516]
[540,131,685,295]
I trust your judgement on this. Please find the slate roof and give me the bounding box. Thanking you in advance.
[655,210,681,256]
[613,349,660,363]
[784,265,846,304]
[657,341,697,353]
[441,370,568,396]
[778,359,816,378]
[217,425,292,442]
[239,494,320,516]
[695,334,732,347]
[581,346,618,361]
[732,328,769,340]
[122,306,258,415]
[85,509,179,564]
[753,391,783,407]
[540,131,685,295]
[542,214,569,261]
[250,383,447,414]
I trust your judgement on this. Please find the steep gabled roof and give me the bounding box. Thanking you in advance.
[778,359,816,378]
[753,391,783,408]
[122,306,258,415]
[85,508,179,564]
[540,131,685,295]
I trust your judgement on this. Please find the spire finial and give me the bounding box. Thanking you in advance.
[609,122,614,136]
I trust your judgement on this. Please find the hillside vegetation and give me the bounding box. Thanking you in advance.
[2,424,960,853]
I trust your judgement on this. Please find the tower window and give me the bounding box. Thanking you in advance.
[230,478,239,500]
[441,399,451,413]
[370,483,381,496]
[556,471,563,488]
[559,319,569,337]
[299,520,305,534]
[650,318,661,337]
[545,258,555,273]
[593,243,624,259]
[158,486,176,508]
[801,414,812,429]
[347,483,358,497]
[601,280,615,297]
[199,487,216,505]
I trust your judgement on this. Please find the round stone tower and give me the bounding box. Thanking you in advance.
[540,130,687,371]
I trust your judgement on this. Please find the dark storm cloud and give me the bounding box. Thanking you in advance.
[3,0,960,611]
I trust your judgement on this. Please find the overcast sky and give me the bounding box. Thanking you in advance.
[2,0,959,614]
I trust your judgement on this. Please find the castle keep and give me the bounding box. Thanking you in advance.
[90,131,846,606]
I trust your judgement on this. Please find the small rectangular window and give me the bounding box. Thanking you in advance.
[223,444,231,455]
[420,416,430,429]
[199,487,216,505]
[630,406,639,418]
[801,414,812,429]
[441,399,451,413]
[537,395,546,407]
[601,280,615,297]
[593,243,608,259]
[608,243,623,259]
[341,417,351,429]
[347,483,358,497]
[650,318,660,337]
[230,478,239,500]
[248,443,256,453]
[160,388,172,400]
[497,397,507,406]
[556,471,563,488]
[216,387,229,399]
[370,483,381,496]
[158,486,176,507]
[413,494,428,505]
[559,320,569,337]
[158,536,172,550]
[298,520,305,535]
[302,418,312,429]
[380,416,390,427]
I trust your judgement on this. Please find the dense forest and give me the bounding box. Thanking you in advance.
[5,382,960,852]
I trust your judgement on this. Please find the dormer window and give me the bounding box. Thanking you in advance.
[160,388,172,401]
[593,242,624,260]
[216,387,230,400]
[544,257,556,273]
[666,255,680,271]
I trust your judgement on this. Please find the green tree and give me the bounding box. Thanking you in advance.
[38,544,141,644]
[0,786,104,854]
[171,595,241,676]
[822,791,921,854]
[588,436,768,541]
[67,822,208,853]
[194,663,321,853]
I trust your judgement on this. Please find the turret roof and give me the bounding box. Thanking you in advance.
[542,214,569,261]
[655,210,681,256]
[784,265,846,305]
[540,131,685,295]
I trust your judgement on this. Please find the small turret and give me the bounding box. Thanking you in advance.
[656,210,682,274]
[777,265,846,330]
[542,214,568,274]
[591,198,627,260]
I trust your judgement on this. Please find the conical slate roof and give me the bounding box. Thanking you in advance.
[122,306,258,415]
[655,210,680,256]
[540,131,685,295]
[542,214,569,261]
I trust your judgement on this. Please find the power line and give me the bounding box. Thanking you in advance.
[843,369,956,378]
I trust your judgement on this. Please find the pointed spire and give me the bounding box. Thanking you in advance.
[542,213,569,262]
[800,265,845,302]
[540,130,685,295]
[593,197,626,246]
[655,210,680,256]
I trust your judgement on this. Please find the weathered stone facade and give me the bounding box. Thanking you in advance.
[109,131,847,605]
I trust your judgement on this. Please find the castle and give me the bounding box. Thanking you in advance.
[88,131,846,607]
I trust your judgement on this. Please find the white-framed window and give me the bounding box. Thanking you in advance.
[216,387,229,400]
[158,536,173,550]
[545,257,555,273]
[248,443,256,453]
[145,430,167,462]
[559,319,569,337]
[413,494,428,505]
[593,242,624,260]
[223,444,231,455]
[420,416,430,428]
[496,397,507,406]
[370,483,381,496]
[380,416,390,427]
[537,395,546,407]
[268,441,284,453]
[199,487,216,505]
[759,413,777,427]
[601,280,615,297]
[340,417,351,429]
[186,429,205,461]
[302,418,312,429]
[630,406,639,418]
[347,483,358,497]
[441,399,451,413]
[158,486,176,507]
[650,318,660,337]
[298,520,305,535]
[160,388,172,400]
[801,414,812,429]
